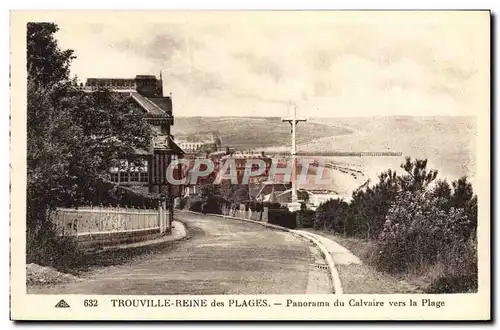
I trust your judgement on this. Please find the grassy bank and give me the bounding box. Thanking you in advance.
[305,229,428,291]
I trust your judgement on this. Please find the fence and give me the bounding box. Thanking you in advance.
[220,204,269,222]
[51,204,171,237]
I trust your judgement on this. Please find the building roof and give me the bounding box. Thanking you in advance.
[168,136,185,155]
[130,92,171,116]
[147,97,172,114]
[153,135,185,154]
[82,75,171,118]
[135,75,156,79]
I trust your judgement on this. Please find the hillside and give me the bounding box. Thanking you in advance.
[172,117,352,150]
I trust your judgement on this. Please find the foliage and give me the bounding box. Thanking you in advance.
[27,22,152,265]
[268,208,297,229]
[399,158,439,192]
[425,236,478,293]
[218,180,249,204]
[309,157,477,292]
[27,22,75,87]
[344,169,400,238]
[375,191,471,272]
[179,197,188,210]
[314,198,349,233]
[296,209,315,228]
[201,196,225,214]
[26,216,83,270]
[314,158,438,239]
[198,183,220,200]
[189,200,204,213]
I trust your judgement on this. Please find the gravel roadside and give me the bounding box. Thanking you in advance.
[26,263,82,286]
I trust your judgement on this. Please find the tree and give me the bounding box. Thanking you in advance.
[450,177,477,238]
[428,179,452,211]
[27,22,75,87]
[199,184,219,199]
[429,177,477,239]
[26,23,152,264]
[345,169,399,238]
[218,180,249,204]
[399,157,438,192]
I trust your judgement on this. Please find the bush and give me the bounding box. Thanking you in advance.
[268,208,297,229]
[189,200,204,213]
[201,196,224,214]
[262,202,282,210]
[179,197,188,210]
[299,157,478,293]
[26,217,82,272]
[296,209,315,228]
[374,191,476,292]
[425,236,478,293]
[314,198,349,233]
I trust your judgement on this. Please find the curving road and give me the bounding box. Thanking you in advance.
[29,212,332,295]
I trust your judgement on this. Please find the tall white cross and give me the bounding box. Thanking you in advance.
[282,105,307,203]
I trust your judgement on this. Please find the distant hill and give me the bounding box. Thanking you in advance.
[172,116,476,184]
[172,117,352,150]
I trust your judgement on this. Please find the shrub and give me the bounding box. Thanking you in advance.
[296,209,315,228]
[189,200,204,213]
[314,198,349,233]
[425,236,478,293]
[179,197,188,210]
[201,195,224,214]
[262,202,282,210]
[375,191,473,277]
[268,208,297,229]
[26,215,82,272]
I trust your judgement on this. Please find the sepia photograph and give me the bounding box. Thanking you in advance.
[10,10,490,320]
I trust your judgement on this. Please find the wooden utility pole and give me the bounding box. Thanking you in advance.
[282,105,306,210]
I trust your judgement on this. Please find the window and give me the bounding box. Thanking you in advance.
[120,171,129,182]
[110,173,119,182]
[130,172,140,182]
[140,172,149,183]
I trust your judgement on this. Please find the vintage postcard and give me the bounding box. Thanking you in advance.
[10,10,490,320]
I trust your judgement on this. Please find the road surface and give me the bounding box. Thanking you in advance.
[28,212,331,294]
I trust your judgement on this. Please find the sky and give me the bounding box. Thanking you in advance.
[54,11,490,117]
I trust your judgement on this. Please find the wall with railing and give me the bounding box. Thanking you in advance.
[51,204,172,249]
